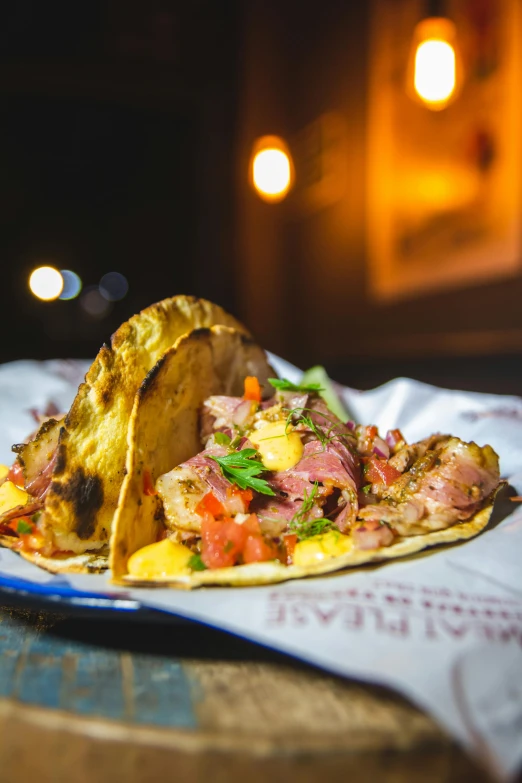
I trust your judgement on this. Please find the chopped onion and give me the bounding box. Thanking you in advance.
[385,429,404,449]
[372,436,390,459]
[346,420,356,431]
[232,399,254,426]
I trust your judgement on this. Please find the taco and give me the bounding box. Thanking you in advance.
[112,335,501,588]
[0,296,252,573]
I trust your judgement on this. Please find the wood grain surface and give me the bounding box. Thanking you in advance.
[0,605,495,783]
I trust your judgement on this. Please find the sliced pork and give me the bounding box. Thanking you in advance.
[156,383,499,559]
[357,437,499,536]
[12,417,62,498]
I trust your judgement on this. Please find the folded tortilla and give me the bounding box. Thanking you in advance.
[111,325,499,588]
[2,296,249,572]
[110,325,274,579]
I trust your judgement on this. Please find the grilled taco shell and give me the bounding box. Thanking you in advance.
[110,325,274,579]
[6,296,248,571]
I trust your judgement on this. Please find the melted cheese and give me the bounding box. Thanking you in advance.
[293,530,353,567]
[127,539,193,579]
[250,420,303,471]
[0,480,29,515]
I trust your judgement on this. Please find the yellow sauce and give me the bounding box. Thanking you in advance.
[0,480,29,515]
[293,530,353,567]
[127,539,193,579]
[250,420,303,471]
[0,465,9,482]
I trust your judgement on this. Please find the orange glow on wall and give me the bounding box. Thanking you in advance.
[250,136,294,202]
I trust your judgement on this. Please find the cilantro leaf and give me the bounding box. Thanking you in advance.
[210,449,275,496]
[188,554,207,571]
[269,378,324,393]
[16,520,33,535]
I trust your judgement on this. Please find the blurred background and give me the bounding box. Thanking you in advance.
[0,0,521,394]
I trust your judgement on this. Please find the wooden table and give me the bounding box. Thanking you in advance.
[0,603,497,783]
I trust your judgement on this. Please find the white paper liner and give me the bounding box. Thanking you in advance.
[0,355,521,780]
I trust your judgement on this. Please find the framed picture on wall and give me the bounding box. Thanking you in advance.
[366,0,522,301]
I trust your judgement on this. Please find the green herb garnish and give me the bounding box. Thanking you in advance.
[288,482,334,540]
[188,554,207,571]
[284,407,345,450]
[16,520,33,535]
[209,449,276,496]
[269,378,324,393]
[214,431,231,447]
[300,366,350,421]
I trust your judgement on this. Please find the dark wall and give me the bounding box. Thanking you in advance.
[0,1,240,362]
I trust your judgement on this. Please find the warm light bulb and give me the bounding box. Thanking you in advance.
[407,18,462,110]
[29,266,64,301]
[250,136,294,202]
[414,39,456,103]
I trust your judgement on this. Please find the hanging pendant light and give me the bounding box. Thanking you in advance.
[406,3,463,110]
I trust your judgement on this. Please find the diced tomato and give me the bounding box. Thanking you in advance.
[243,376,261,402]
[366,425,378,439]
[200,512,281,569]
[143,469,157,496]
[9,517,46,552]
[201,517,248,569]
[364,456,402,487]
[200,513,280,569]
[196,491,225,518]
[283,533,297,565]
[7,461,25,489]
[19,530,46,552]
[227,485,253,512]
[242,514,280,564]
[386,428,405,453]
[243,534,280,564]
[242,513,261,535]
[7,516,34,535]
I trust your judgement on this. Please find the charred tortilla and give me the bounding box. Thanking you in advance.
[110,325,274,579]
[2,296,249,572]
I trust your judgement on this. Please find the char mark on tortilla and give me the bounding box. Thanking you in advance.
[138,353,169,398]
[51,468,104,540]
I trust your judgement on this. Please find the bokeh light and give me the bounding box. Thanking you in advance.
[407,18,461,111]
[80,286,112,318]
[29,267,64,301]
[59,270,83,300]
[250,136,294,203]
[253,149,291,200]
[414,40,456,105]
[99,272,129,301]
